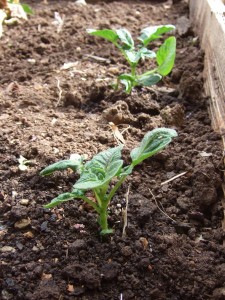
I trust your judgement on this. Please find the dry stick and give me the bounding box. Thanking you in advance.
[55,78,62,107]
[122,184,130,237]
[149,189,176,223]
[160,171,187,186]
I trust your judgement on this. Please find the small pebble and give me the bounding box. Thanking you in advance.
[20,199,29,206]
[14,218,31,229]
[0,246,16,253]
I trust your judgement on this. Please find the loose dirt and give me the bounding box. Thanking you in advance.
[0,1,224,299]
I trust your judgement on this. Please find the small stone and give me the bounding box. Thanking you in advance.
[16,242,24,250]
[23,231,34,238]
[14,218,31,229]
[69,239,87,253]
[32,246,39,251]
[20,199,29,206]
[108,66,120,75]
[0,246,16,253]
[40,221,48,232]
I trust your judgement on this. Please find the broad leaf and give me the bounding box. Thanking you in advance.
[74,145,124,190]
[137,73,162,87]
[118,74,136,93]
[156,36,176,76]
[44,191,84,209]
[130,128,177,166]
[87,29,118,43]
[138,25,175,46]
[40,154,84,176]
[116,28,134,50]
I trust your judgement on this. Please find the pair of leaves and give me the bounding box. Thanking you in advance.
[87,25,175,50]
[139,25,175,46]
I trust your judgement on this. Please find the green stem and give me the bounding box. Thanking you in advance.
[99,200,111,233]
[107,175,127,203]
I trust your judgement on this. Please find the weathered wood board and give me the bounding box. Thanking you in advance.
[190,0,225,241]
[190,0,225,141]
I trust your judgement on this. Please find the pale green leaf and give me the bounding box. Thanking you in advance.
[137,73,162,87]
[87,29,118,43]
[40,155,84,176]
[131,128,177,166]
[138,25,175,46]
[116,28,134,49]
[44,191,84,209]
[156,36,176,76]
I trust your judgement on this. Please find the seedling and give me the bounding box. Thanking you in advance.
[87,25,176,93]
[40,128,177,235]
[0,0,33,38]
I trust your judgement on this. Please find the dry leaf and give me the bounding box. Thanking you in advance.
[41,273,52,280]
[67,284,74,293]
[139,237,148,250]
[109,122,126,144]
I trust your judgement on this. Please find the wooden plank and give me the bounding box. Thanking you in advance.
[190,0,225,245]
[190,0,225,143]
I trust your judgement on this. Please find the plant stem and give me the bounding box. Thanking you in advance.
[99,200,109,231]
[107,175,127,203]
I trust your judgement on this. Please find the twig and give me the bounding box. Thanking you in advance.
[84,54,110,64]
[122,184,130,237]
[160,171,187,186]
[55,78,62,107]
[149,189,176,223]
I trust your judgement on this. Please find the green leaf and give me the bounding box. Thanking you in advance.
[124,48,155,65]
[137,47,156,60]
[138,25,175,46]
[130,128,177,166]
[74,145,124,190]
[137,73,162,87]
[44,191,83,209]
[116,28,134,50]
[156,36,176,76]
[87,29,118,43]
[40,154,84,176]
[21,4,33,15]
[124,49,139,64]
[118,74,136,93]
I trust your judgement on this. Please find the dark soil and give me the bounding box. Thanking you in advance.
[0,0,224,299]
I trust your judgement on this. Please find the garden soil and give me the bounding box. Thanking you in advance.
[0,0,225,299]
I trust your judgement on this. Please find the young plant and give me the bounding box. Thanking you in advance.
[0,0,33,38]
[40,128,177,235]
[87,25,176,93]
